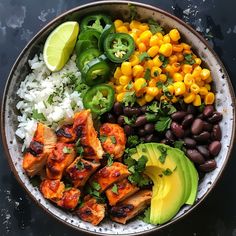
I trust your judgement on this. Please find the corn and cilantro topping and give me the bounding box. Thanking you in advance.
[111,19,214,106]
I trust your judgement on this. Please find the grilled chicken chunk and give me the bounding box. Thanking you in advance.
[66,157,100,188]
[105,179,139,206]
[23,123,56,177]
[110,189,152,224]
[56,124,76,143]
[40,179,65,202]
[46,143,76,180]
[100,123,126,159]
[77,195,106,225]
[57,188,80,210]
[73,110,104,160]
[91,162,130,192]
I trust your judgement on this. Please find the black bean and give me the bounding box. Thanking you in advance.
[182,114,194,129]
[171,111,187,121]
[135,115,147,127]
[197,145,210,159]
[193,131,210,143]
[208,141,221,156]
[202,121,213,132]
[199,160,217,172]
[141,105,147,113]
[165,130,175,142]
[197,113,204,119]
[184,137,196,148]
[105,113,116,123]
[171,122,184,138]
[191,118,204,135]
[187,104,197,115]
[124,125,134,135]
[117,115,125,126]
[184,129,191,137]
[144,123,155,134]
[113,102,123,115]
[138,129,146,137]
[186,149,205,164]
[211,124,222,141]
[203,105,214,118]
[145,134,154,142]
[208,112,223,124]
[123,107,133,117]
[160,139,170,145]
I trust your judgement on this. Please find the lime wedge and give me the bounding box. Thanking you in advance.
[43,21,79,72]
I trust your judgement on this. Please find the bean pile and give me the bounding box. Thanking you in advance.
[163,104,222,173]
[102,102,223,173]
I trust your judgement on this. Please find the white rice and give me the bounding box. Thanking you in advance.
[15,54,84,150]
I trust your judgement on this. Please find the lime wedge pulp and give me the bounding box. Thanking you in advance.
[43,21,79,72]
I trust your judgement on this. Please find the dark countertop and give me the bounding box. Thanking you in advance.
[0,0,236,235]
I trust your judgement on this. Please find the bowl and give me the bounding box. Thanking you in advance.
[1,1,235,235]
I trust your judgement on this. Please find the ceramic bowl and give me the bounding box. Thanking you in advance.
[1,1,235,235]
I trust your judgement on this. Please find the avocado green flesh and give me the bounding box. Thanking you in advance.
[131,143,198,225]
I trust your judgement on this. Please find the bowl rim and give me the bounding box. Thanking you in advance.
[1,1,236,235]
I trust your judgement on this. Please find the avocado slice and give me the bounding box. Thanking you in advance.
[130,143,198,225]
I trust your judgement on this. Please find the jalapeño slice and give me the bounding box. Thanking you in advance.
[83,84,115,115]
[98,24,115,51]
[80,14,112,32]
[78,29,101,48]
[104,33,135,63]
[75,40,94,55]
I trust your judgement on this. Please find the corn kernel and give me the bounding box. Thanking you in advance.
[149,35,159,46]
[169,29,181,41]
[184,73,194,86]
[193,94,201,106]
[132,28,142,37]
[129,54,139,66]
[146,87,159,97]
[114,19,123,28]
[117,92,125,102]
[117,26,128,33]
[137,97,146,106]
[115,85,124,93]
[159,43,173,57]
[183,49,192,55]
[134,78,147,91]
[190,83,200,94]
[133,65,144,77]
[195,58,202,65]
[205,76,213,83]
[182,64,193,74]
[199,87,208,96]
[151,66,162,77]
[163,34,171,43]
[121,62,132,76]
[169,55,178,64]
[204,92,215,104]
[149,78,158,87]
[176,52,184,61]
[159,74,167,83]
[119,75,131,85]
[173,44,183,52]
[173,73,183,82]
[138,42,146,52]
[153,55,163,67]
[144,60,154,69]
[167,84,175,95]
[196,80,205,87]
[160,95,169,101]
[123,22,130,29]
[172,62,181,72]
[156,32,163,39]
[205,84,211,91]
[173,81,186,96]
[192,66,202,77]
[181,43,191,50]
[139,23,149,31]
[129,32,138,42]
[171,96,178,103]
[184,93,196,103]
[200,68,211,80]
[144,93,155,102]
[114,67,122,79]
[140,30,152,44]
[147,45,159,57]
[130,20,141,29]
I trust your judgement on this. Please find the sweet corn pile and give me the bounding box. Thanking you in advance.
[111,19,215,107]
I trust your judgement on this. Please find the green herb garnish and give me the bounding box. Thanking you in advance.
[162,168,173,176]
[123,91,136,107]
[111,184,119,194]
[139,52,151,62]
[148,19,164,35]
[63,146,72,154]
[32,109,46,121]
[110,136,117,144]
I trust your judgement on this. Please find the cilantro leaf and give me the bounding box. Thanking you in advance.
[174,140,184,150]
[107,154,114,166]
[162,168,173,176]
[144,68,151,81]
[47,94,54,105]
[63,146,72,154]
[162,85,173,99]
[199,103,205,113]
[148,19,164,35]
[76,160,85,170]
[124,116,135,125]
[124,155,136,167]
[136,155,148,172]
[110,136,117,144]
[127,135,140,147]
[139,52,151,62]
[111,184,118,194]
[159,55,169,68]
[158,145,167,164]
[155,117,172,132]
[91,181,101,191]
[128,3,137,20]
[147,101,160,113]
[90,91,110,113]
[100,135,107,143]
[127,81,133,90]
[32,109,46,121]
[139,207,151,223]
[184,53,195,65]
[123,91,136,107]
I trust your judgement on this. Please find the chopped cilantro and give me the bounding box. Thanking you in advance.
[162,85,173,99]
[91,181,101,191]
[155,116,172,132]
[144,68,151,81]
[159,55,169,68]
[145,113,158,122]
[127,135,140,147]
[158,146,167,164]
[148,19,164,35]
[107,154,114,166]
[124,155,136,167]
[111,184,119,194]
[100,135,107,143]
[76,160,85,170]
[90,91,110,111]
[127,81,133,90]
[128,3,137,20]
[136,155,148,172]
[47,94,54,105]
[157,81,164,89]
[166,77,173,85]
[162,168,173,176]
[123,91,136,107]
[139,52,151,62]
[75,83,89,98]
[32,109,46,121]
[63,146,72,154]
[110,136,117,144]
[174,140,184,150]
[147,101,160,113]
[184,53,195,65]
[199,103,205,113]
[75,139,84,156]
[124,116,135,125]
[139,207,151,223]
